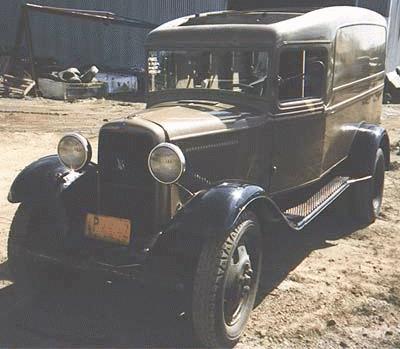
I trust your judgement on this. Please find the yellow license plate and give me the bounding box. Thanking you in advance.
[85,214,131,246]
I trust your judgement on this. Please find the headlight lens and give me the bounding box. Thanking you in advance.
[57,133,92,171]
[148,143,186,184]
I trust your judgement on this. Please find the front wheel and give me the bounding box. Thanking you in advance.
[8,203,68,283]
[192,210,263,348]
[352,148,385,224]
[8,204,42,282]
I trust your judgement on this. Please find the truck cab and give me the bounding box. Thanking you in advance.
[7,6,390,348]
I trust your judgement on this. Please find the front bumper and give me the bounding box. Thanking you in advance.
[11,243,184,288]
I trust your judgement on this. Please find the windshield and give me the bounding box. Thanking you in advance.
[148,49,270,96]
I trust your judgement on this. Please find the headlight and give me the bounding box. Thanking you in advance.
[57,133,92,171]
[148,143,186,184]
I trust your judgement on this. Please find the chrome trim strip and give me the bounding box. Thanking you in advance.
[326,83,384,114]
[332,71,385,92]
[347,175,372,184]
[282,40,331,45]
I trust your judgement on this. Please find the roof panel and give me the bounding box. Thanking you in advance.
[146,6,387,48]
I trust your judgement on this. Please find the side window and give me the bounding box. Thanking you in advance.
[278,48,327,102]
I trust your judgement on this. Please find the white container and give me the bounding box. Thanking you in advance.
[38,78,107,100]
[96,73,138,94]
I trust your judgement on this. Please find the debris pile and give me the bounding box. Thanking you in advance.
[43,66,99,84]
[0,46,36,99]
[0,74,35,99]
[0,3,154,101]
[38,65,107,101]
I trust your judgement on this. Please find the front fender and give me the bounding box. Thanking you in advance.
[8,155,97,205]
[153,182,285,258]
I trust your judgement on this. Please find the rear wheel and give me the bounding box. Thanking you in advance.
[352,148,385,224]
[192,210,262,348]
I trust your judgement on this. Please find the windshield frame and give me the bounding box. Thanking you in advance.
[146,47,273,99]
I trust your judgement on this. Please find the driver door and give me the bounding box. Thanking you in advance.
[269,46,328,194]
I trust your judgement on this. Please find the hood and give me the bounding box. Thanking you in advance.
[131,101,257,141]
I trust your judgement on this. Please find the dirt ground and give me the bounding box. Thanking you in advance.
[0,97,398,348]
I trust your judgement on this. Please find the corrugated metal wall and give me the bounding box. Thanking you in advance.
[0,0,227,69]
[387,0,400,72]
[3,1,397,72]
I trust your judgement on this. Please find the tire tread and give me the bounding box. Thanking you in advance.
[192,211,258,348]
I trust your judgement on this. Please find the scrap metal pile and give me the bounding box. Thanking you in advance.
[38,65,107,100]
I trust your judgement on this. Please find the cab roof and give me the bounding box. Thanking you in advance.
[145,6,386,49]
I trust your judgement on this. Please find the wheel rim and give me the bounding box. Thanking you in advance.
[372,158,385,216]
[223,231,259,327]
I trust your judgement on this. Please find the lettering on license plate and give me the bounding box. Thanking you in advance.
[85,214,131,246]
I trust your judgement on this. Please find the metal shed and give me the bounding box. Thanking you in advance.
[0,0,227,69]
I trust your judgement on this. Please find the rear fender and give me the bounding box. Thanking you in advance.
[348,124,390,177]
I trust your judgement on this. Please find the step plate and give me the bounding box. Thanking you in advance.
[285,176,349,219]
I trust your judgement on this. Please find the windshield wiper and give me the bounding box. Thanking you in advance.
[177,100,219,106]
[249,75,269,87]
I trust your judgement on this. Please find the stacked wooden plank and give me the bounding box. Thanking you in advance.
[0,74,35,98]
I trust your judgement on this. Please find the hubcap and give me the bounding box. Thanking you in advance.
[224,243,254,326]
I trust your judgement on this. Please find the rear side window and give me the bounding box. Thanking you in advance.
[333,25,386,88]
[278,48,327,102]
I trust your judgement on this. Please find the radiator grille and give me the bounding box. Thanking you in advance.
[98,129,157,248]
[99,130,154,187]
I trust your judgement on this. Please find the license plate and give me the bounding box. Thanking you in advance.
[85,214,131,246]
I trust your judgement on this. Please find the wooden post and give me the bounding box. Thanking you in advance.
[22,6,38,96]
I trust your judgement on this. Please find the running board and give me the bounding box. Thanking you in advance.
[284,176,351,230]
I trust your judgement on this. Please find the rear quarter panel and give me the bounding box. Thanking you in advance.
[322,24,386,172]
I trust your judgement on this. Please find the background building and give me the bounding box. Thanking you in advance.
[0,1,398,72]
[384,0,400,72]
[0,0,227,69]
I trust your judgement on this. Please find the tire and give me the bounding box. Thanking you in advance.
[8,203,67,283]
[383,92,392,104]
[8,204,41,282]
[192,210,263,348]
[352,148,385,224]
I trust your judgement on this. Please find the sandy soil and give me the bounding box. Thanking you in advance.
[0,97,398,348]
